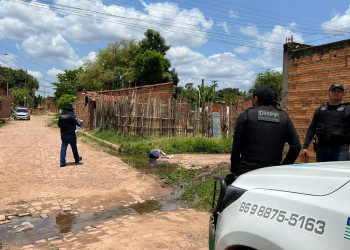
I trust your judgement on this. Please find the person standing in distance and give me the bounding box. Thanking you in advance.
[229,85,301,181]
[58,103,83,167]
[302,83,350,162]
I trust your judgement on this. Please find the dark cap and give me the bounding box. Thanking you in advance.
[249,85,275,104]
[329,83,344,91]
[63,103,74,111]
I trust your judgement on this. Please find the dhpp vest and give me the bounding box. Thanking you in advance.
[315,103,350,146]
[241,106,289,164]
[59,111,75,134]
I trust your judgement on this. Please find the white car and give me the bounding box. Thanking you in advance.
[209,162,350,250]
[14,107,30,120]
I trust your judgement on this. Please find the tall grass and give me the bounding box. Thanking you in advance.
[84,129,233,211]
[89,129,232,154]
[160,168,229,211]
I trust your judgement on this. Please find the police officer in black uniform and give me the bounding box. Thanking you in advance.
[58,103,83,167]
[229,85,301,179]
[302,83,350,162]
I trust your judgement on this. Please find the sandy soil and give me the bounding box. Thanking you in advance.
[0,115,228,249]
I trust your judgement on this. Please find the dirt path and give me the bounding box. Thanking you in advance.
[0,115,212,249]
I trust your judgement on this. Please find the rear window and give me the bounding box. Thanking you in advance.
[16,109,28,113]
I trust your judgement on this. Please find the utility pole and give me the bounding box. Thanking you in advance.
[24,70,27,107]
[44,88,46,112]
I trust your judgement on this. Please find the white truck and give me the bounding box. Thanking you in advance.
[209,162,350,250]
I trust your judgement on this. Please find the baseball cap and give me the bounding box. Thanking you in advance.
[249,85,275,104]
[329,83,344,91]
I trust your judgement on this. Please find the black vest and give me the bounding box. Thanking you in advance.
[58,110,75,134]
[241,106,289,164]
[315,103,349,147]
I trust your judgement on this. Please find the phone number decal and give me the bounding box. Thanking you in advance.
[238,202,326,235]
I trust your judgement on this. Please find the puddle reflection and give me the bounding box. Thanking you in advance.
[56,212,76,233]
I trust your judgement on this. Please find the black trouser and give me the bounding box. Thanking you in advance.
[235,160,275,176]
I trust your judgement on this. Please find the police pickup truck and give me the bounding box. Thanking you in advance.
[209,162,350,250]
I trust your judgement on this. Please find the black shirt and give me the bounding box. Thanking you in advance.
[230,106,301,174]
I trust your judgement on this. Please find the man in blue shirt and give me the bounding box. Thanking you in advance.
[58,103,83,167]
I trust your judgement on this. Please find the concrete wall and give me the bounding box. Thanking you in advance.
[283,39,350,162]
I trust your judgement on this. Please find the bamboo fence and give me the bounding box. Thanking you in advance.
[92,94,238,138]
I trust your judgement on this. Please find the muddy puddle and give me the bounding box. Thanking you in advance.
[0,154,185,246]
[108,151,179,175]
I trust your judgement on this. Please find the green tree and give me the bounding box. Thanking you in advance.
[198,79,218,107]
[133,50,166,86]
[79,40,140,90]
[251,70,282,97]
[56,94,76,110]
[217,88,240,104]
[137,29,179,86]
[0,66,39,106]
[52,68,85,103]
[176,83,198,102]
[139,29,170,55]
[9,87,33,106]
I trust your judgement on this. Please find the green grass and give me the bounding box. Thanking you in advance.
[32,109,46,115]
[89,129,232,154]
[160,168,229,211]
[0,119,8,128]
[81,129,232,211]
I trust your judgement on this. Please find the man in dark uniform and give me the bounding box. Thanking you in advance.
[58,103,83,167]
[229,85,301,180]
[302,83,350,162]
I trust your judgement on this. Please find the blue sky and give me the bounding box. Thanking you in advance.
[0,0,350,97]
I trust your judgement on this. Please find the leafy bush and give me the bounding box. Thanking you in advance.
[56,94,75,110]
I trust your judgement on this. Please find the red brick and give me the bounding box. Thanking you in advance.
[339,67,350,77]
[0,95,15,118]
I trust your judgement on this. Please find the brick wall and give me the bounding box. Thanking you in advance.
[0,87,7,96]
[0,95,14,118]
[46,97,59,113]
[74,91,94,130]
[75,82,174,130]
[284,39,350,163]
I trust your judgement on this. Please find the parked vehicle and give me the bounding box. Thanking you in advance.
[209,162,350,250]
[14,108,30,120]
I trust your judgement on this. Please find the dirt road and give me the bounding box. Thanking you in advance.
[0,115,212,249]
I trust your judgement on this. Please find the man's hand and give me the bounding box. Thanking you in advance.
[302,149,309,159]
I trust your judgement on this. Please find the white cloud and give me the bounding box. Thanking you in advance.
[140,1,213,46]
[0,0,213,46]
[168,46,254,89]
[21,33,80,68]
[0,53,17,68]
[240,25,258,36]
[249,25,304,68]
[27,70,42,79]
[0,0,63,40]
[229,10,239,19]
[217,22,230,35]
[322,6,350,34]
[234,46,249,54]
[47,68,64,78]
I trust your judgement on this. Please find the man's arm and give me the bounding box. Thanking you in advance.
[72,115,83,127]
[230,111,247,174]
[282,116,301,165]
[303,109,318,149]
